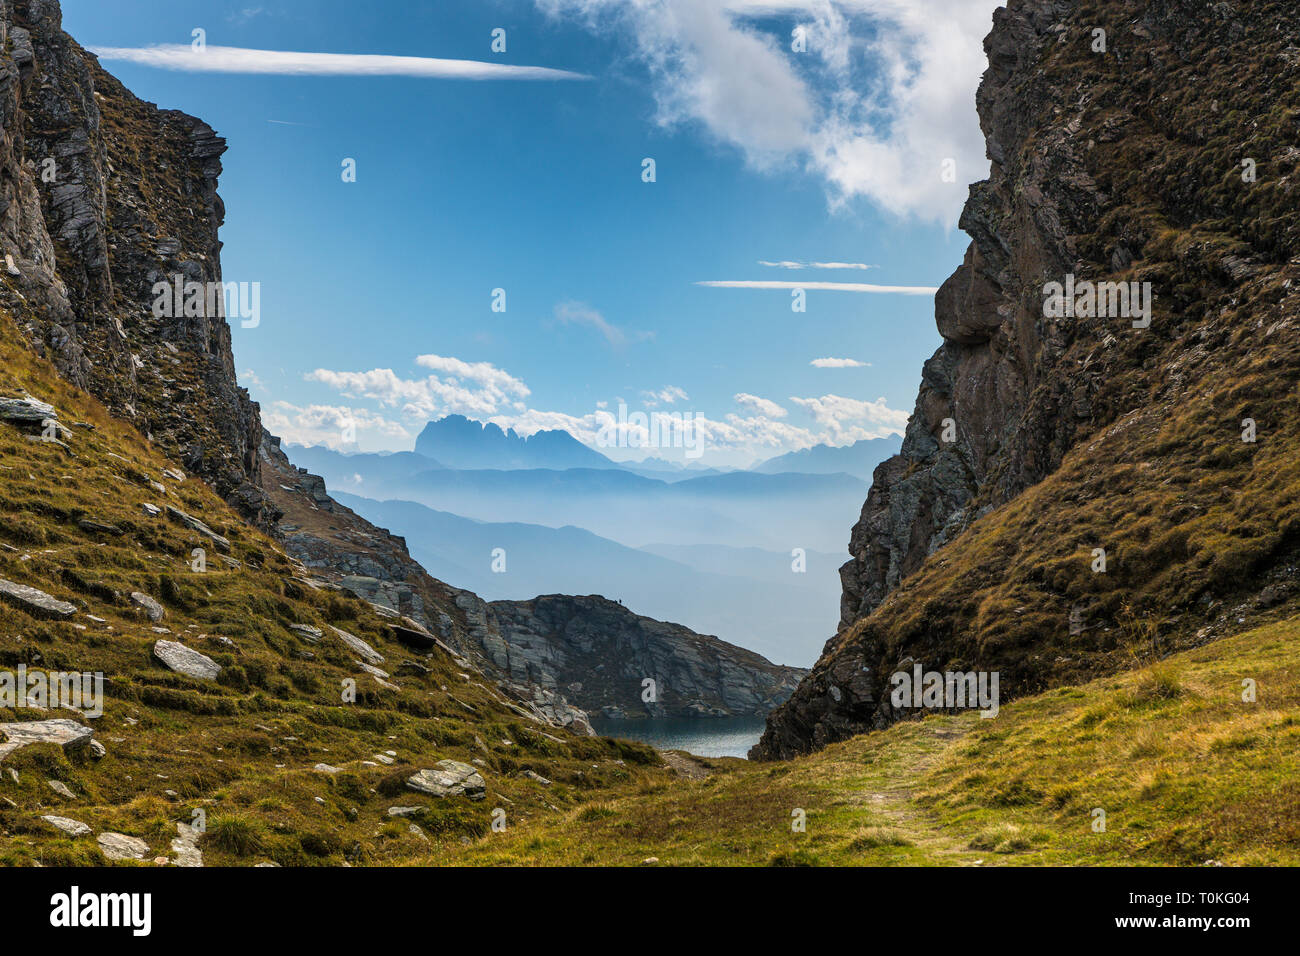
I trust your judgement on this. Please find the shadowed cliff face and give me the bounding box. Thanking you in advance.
[0,0,271,524]
[838,0,1085,632]
[474,594,806,719]
[755,0,1300,759]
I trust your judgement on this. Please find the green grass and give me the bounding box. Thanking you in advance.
[433,617,1300,866]
[0,316,664,867]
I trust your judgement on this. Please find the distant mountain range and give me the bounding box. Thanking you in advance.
[332,492,841,665]
[284,416,903,664]
[414,415,619,471]
[753,436,903,481]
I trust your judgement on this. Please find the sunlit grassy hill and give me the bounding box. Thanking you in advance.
[0,317,663,866]
[442,616,1300,866]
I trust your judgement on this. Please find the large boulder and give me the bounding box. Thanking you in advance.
[0,578,76,620]
[406,760,486,801]
[0,719,93,761]
[152,641,221,680]
[329,625,384,665]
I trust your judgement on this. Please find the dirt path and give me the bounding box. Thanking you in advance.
[844,721,989,864]
[658,749,713,780]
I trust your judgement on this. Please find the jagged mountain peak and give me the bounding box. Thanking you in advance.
[413,415,617,471]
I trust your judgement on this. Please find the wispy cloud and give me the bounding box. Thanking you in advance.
[697,279,937,295]
[811,357,868,368]
[759,260,876,270]
[227,7,267,25]
[553,301,650,348]
[536,0,999,226]
[90,44,590,81]
[642,386,689,406]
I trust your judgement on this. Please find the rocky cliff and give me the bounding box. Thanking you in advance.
[755,0,1300,758]
[472,594,805,719]
[1,0,270,524]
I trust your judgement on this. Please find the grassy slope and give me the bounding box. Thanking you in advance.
[4,309,1296,867]
[0,318,664,866]
[443,617,1300,866]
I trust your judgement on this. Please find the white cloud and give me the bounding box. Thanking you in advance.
[697,279,937,294]
[90,44,590,81]
[306,356,529,421]
[734,392,788,418]
[810,357,867,367]
[789,392,908,440]
[759,259,876,270]
[642,386,690,406]
[263,402,411,451]
[301,354,910,462]
[536,0,1000,226]
[554,301,650,347]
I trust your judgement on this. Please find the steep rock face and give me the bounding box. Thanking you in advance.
[838,0,1086,630]
[478,594,806,719]
[0,0,270,523]
[756,0,1300,759]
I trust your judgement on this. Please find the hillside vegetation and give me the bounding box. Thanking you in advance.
[442,616,1300,866]
[0,317,663,866]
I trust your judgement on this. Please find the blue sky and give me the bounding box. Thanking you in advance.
[64,0,1001,467]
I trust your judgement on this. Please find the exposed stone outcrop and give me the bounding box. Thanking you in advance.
[475,594,806,719]
[0,0,272,524]
[152,640,222,680]
[755,0,1300,759]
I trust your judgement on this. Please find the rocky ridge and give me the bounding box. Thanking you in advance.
[756,0,1300,758]
[476,594,805,719]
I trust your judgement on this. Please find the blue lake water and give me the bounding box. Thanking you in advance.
[589,716,768,759]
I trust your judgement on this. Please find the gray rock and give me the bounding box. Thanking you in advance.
[165,506,231,553]
[0,718,94,760]
[152,640,221,680]
[329,625,384,665]
[42,815,92,837]
[0,396,57,424]
[97,832,149,861]
[312,763,342,774]
[170,822,203,867]
[406,760,486,800]
[131,591,165,622]
[47,779,76,799]
[521,770,552,786]
[0,578,76,620]
[288,623,322,642]
[387,806,421,818]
